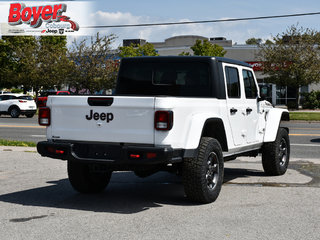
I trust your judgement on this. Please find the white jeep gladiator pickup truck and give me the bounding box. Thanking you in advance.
[37,56,290,203]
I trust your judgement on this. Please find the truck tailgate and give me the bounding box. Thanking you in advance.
[47,96,155,144]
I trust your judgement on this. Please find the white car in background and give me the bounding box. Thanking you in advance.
[0,93,37,118]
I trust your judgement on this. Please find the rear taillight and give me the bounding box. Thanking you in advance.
[155,111,173,131]
[39,107,50,126]
[19,100,27,103]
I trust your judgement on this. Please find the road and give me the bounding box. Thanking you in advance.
[0,149,319,240]
[0,116,319,159]
[287,121,320,159]
[0,115,46,143]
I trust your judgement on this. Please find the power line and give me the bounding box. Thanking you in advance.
[82,12,320,29]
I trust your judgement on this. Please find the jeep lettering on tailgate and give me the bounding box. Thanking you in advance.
[86,110,114,122]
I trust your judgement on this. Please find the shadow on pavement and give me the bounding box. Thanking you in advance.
[223,168,266,183]
[0,168,266,213]
[0,172,189,214]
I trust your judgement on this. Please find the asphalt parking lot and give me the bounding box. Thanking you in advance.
[0,147,319,240]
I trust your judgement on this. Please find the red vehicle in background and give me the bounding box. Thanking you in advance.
[36,90,70,107]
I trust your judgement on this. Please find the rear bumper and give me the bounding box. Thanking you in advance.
[37,141,184,165]
[20,109,36,115]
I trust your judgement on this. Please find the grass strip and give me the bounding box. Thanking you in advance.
[0,139,36,147]
[290,112,320,121]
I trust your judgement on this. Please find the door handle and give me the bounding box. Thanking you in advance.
[230,108,238,114]
[246,108,253,114]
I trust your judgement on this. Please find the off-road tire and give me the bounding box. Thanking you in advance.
[25,113,34,118]
[67,161,112,193]
[262,127,290,176]
[182,137,224,204]
[9,107,20,118]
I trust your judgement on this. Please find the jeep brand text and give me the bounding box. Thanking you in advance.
[86,110,114,123]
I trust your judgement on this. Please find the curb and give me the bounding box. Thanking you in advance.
[289,120,320,123]
[0,146,37,152]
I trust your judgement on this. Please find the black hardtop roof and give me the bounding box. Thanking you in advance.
[214,57,252,68]
[121,56,252,68]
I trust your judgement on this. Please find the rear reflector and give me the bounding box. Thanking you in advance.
[39,107,50,126]
[147,153,157,159]
[47,147,65,155]
[155,111,173,131]
[55,150,65,155]
[130,154,141,159]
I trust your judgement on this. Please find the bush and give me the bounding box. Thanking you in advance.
[301,91,320,109]
[10,88,23,93]
[286,101,297,110]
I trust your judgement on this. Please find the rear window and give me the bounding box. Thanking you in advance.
[57,92,69,95]
[116,61,211,97]
[40,92,57,97]
[18,95,33,100]
[0,95,16,100]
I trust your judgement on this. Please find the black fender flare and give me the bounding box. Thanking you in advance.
[200,118,228,151]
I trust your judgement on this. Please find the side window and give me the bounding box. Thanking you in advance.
[242,70,258,99]
[225,66,240,98]
[1,95,10,101]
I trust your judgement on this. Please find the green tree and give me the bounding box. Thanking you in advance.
[245,38,274,45]
[68,33,119,94]
[0,36,35,89]
[180,39,226,57]
[259,25,320,108]
[246,38,262,45]
[37,36,73,93]
[0,36,72,96]
[265,39,274,45]
[118,43,159,58]
[0,38,13,88]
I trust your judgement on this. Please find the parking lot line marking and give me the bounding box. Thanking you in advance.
[290,128,320,130]
[289,133,320,136]
[291,143,320,147]
[0,125,45,129]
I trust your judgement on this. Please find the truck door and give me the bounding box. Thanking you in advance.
[242,69,260,143]
[242,69,266,143]
[223,64,246,146]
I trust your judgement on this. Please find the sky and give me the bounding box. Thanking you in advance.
[1,0,320,47]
